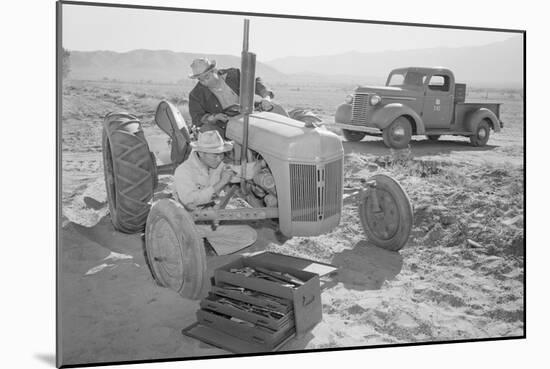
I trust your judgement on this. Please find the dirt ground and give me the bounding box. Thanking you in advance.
[59,80,524,366]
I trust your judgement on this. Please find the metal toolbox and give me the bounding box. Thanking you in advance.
[183,252,337,353]
[455,83,466,103]
[213,253,323,336]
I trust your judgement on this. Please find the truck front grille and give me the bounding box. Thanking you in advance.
[351,93,370,125]
[290,159,342,222]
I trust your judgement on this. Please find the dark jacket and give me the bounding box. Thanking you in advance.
[188,68,274,127]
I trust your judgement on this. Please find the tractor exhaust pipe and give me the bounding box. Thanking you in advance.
[240,20,255,114]
[239,19,256,194]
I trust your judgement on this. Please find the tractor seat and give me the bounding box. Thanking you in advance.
[154,100,192,166]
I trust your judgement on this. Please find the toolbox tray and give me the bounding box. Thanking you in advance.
[201,293,294,331]
[183,322,295,354]
[211,283,292,313]
[197,309,295,350]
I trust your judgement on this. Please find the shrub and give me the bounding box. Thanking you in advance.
[62,48,71,79]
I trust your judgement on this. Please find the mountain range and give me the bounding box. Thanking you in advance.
[67,35,523,88]
[68,50,285,83]
[267,35,523,88]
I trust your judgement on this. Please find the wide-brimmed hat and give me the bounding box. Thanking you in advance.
[189,58,217,79]
[191,130,233,153]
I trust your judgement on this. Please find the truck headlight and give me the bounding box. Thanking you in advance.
[345,94,354,104]
[370,94,381,105]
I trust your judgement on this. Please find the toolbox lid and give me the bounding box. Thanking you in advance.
[246,251,338,277]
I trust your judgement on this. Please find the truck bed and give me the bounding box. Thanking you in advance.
[457,101,501,115]
[454,101,501,130]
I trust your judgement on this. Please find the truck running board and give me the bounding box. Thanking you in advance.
[424,130,473,136]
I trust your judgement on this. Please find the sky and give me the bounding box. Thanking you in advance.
[62,3,519,62]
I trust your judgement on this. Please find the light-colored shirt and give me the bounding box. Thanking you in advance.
[174,151,224,208]
[209,77,239,109]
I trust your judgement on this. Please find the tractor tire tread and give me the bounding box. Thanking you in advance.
[102,113,157,233]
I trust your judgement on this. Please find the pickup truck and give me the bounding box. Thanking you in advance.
[333,67,503,149]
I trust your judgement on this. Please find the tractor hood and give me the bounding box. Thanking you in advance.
[355,85,420,98]
[226,111,343,163]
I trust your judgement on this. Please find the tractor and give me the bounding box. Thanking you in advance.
[101,20,414,300]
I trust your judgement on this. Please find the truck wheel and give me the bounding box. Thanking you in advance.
[145,199,207,300]
[342,129,367,142]
[470,120,490,146]
[359,174,413,251]
[102,112,157,233]
[382,117,412,149]
[427,135,441,141]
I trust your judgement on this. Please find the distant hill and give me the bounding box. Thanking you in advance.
[68,49,285,83]
[266,35,524,88]
[68,35,523,88]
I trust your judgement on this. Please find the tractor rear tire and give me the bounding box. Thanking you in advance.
[145,199,207,300]
[359,174,413,251]
[382,116,412,149]
[470,120,491,147]
[342,129,367,142]
[102,112,157,234]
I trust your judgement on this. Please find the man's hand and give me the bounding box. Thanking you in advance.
[220,165,236,184]
[259,97,273,111]
[212,165,236,194]
[209,113,229,123]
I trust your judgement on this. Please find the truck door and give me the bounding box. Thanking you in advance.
[422,74,453,129]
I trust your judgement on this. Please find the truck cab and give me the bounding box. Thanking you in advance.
[386,67,455,128]
[333,66,502,149]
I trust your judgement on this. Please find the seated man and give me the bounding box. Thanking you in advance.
[188,58,287,138]
[174,130,235,210]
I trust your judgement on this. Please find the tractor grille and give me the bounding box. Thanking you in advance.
[290,159,342,222]
[351,93,370,125]
[324,159,342,218]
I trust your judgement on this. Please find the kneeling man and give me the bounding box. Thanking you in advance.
[174,130,235,210]
[173,130,257,254]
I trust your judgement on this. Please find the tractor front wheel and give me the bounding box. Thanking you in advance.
[145,199,207,300]
[359,174,413,251]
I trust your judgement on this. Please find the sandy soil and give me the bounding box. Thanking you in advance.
[59,80,524,366]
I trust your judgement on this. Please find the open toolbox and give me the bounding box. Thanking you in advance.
[183,251,337,353]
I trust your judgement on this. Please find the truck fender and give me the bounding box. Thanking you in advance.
[466,108,501,133]
[335,103,352,124]
[371,103,426,134]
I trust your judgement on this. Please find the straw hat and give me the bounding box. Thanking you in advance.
[189,58,217,79]
[191,131,233,153]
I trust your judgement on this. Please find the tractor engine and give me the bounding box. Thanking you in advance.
[247,163,278,208]
[226,111,344,237]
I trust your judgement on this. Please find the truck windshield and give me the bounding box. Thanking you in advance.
[387,72,405,86]
[387,71,426,87]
